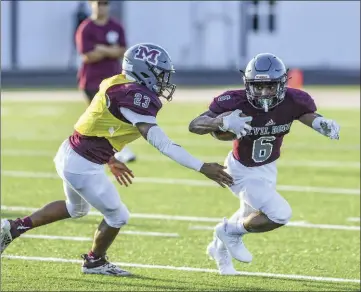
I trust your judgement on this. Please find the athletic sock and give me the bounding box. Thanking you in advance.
[14,217,33,235]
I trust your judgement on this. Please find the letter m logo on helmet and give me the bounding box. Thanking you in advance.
[134,45,161,65]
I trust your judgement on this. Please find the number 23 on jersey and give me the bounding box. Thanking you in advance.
[134,93,150,108]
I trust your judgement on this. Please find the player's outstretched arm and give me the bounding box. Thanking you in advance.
[136,122,233,188]
[118,107,233,187]
[298,112,340,140]
[189,110,252,136]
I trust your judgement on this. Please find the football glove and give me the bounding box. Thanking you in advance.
[219,109,253,137]
[320,119,340,140]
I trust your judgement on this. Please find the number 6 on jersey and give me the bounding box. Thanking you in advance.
[252,136,276,163]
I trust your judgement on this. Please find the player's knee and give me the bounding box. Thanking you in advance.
[66,201,90,218]
[269,203,292,225]
[103,205,130,228]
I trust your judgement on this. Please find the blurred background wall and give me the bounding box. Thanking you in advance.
[1,0,360,87]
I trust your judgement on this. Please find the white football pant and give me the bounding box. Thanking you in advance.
[54,139,129,228]
[225,151,292,225]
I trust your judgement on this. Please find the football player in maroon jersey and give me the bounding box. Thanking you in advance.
[189,53,340,275]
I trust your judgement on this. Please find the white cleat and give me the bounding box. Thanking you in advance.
[81,254,132,277]
[114,147,136,163]
[1,219,14,254]
[207,238,239,275]
[215,218,253,263]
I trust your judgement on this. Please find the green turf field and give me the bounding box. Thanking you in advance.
[1,99,360,291]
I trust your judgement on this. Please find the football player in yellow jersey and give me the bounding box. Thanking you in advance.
[1,43,250,276]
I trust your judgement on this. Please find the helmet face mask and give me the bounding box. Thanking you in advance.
[122,43,177,101]
[242,53,288,112]
[148,63,176,101]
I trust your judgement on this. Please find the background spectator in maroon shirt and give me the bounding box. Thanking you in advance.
[76,0,126,102]
[75,0,136,163]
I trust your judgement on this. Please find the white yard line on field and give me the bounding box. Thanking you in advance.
[285,221,360,230]
[1,255,360,284]
[190,222,360,232]
[1,150,359,169]
[1,170,360,195]
[22,235,91,241]
[22,230,179,240]
[347,217,360,222]
[1,205,221,223]
[1,205,360,231]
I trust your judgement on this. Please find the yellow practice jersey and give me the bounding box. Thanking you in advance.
[69,74,162,164]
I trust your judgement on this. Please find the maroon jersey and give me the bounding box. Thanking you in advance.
[69,82,162,164]
[106,82,162,118]
[75,18,127,90]
[209,88,317,167]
